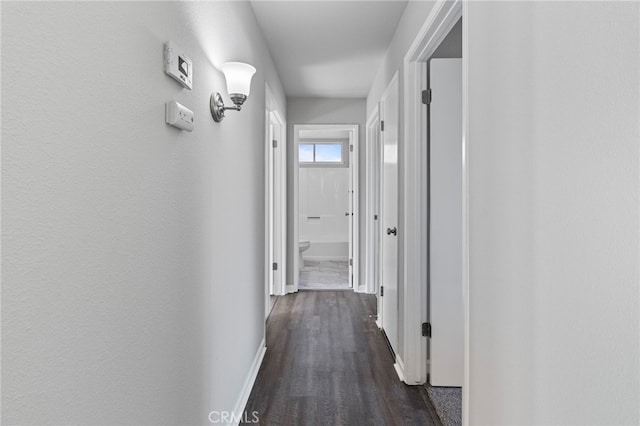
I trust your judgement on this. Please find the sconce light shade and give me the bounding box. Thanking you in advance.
[221,62,256,97]
[211,62,256,123]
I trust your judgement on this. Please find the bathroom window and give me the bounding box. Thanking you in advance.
[298,142,346,166]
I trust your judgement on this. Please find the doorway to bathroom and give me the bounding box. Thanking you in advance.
[292,124,359,291]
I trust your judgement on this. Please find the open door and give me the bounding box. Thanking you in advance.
[429,58,464,387]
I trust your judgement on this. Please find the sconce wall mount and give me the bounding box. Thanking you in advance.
[210,92,246,122]
[210,62,256,123]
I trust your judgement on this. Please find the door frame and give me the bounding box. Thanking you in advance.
[365,105,382,300]
[401,0,467,408]
[379,71,401,371]
[291,124,360,293]
[265,84,287,316]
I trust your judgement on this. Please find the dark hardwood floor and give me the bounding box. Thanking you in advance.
[242,291,442,425]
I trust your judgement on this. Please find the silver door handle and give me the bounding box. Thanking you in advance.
[386,227,397,236]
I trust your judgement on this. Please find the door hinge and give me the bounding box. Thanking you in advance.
[350,144,353,152]
[380,120,385,131]
[422,89,432,105]
[380,286,384,297]
[272,262,278,271]
[374,214,378,220]
[349,258,353,266]
[272,139,278,148]
[422,322,432,337]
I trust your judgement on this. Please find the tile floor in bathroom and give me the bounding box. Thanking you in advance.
[299,260,351,290]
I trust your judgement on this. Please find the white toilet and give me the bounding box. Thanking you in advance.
[298,240,311,267]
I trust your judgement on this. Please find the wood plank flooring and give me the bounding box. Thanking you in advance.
[242,291,442,425]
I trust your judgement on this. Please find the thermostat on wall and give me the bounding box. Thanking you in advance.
[164,41,192,89]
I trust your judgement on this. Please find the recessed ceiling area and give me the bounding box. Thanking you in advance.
[251,1,409,98]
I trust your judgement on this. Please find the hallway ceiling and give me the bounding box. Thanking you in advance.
[251,1,409,98]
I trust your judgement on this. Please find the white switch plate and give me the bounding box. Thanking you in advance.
[165,101,194,132]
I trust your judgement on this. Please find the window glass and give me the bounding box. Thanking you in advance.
[299,144,314,162]
[315,144,343,163]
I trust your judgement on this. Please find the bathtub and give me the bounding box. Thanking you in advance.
[303,241,348,261]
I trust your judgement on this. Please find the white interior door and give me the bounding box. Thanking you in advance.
[381,74,399,355]
[429,58,464,387]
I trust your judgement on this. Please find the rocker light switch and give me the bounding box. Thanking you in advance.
[165,101,194,132]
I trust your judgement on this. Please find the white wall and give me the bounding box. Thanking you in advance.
[366,0,437,360]
[467,2,639,424]
[2,2,285,424]
[286,98,366,283]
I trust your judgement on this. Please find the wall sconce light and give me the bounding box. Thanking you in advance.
[210,62,256,122]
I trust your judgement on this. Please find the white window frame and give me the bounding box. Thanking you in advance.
[298,138,349,168]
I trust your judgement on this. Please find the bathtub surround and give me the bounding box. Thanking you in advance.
[298,167,349,261]
[302,241,349,261]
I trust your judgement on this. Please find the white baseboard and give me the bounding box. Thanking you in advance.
[375,318,382,329]
[230,339,266,426]
[285,284,297,294]
[355,284,368,293]
[394,355,406,383]
[358,286,376,294]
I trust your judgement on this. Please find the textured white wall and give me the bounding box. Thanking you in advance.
[2,2,285,424]
[467,2,639,424]
[286,98,366,284]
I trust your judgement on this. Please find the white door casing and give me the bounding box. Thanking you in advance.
[268,121,275,297]
[429,58,464,387]
[348,134,354,288]
[271,113,285,297]
[265,84,287,317]
[292,124,359,292]
[401,0,463,388]
[366,106,382,301]
[380,72,400,356]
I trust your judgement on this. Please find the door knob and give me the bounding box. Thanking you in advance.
[345,212,350,216]
[386,227,397,236]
